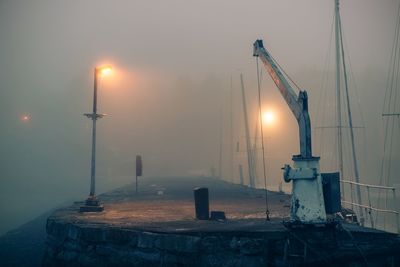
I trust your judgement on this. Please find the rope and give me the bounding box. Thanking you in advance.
[269,53,302,93]
[317,11,336,172]
[339,224,369,267]
[339,12,365,226]
[286,231,335,267]
[256,57,270,221]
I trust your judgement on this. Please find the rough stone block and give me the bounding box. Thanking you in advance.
[198,253,238,267]
[62,250,79,262]
[201,236,222,253]
[229,237,239,251]
[63,240,82,252]
[47,220,68,238]
[128,237,138,248]
[237,256,266,267]
[137,232,160,249]
[162,252,195,266]
[77,254,97,267]
[132,250,160,263]
[95,245,116,256]
[157,233,200,253]
[105,228,137,245]
[79,227,105,243]
[67,224,80,240]
[239,237,262,255]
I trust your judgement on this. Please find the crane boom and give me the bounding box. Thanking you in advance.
[253,39,328,223]
[253,39,312,159]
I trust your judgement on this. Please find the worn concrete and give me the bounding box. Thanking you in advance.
[43,176,400,267]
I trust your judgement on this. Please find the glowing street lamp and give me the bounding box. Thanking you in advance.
[80,65,112,212]
[262,111,275,126]
[21,114,30,122]
[100,66,112,76]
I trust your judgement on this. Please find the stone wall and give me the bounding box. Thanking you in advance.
[43,218,400,267]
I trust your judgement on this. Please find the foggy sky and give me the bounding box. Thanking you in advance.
[0,0,398,235]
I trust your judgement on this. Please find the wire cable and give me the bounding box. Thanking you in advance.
[339,224,370,267]
[269,54,302,93]
[339,12,365,225]
[256,57,270,221]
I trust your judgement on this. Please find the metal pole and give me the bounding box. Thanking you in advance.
[392,189,399,233]
[218,107,223,179]
[240,74,255,187]
[256,58,270,220]
[136,174,138,194]
[238,164,244,185]
[350,183,354,212]
[230,76,234,182]
[80,66,107,212]
[337,4,364,226]
[90,68,98,197]
[335,0,344,198]
[366,186,374,228]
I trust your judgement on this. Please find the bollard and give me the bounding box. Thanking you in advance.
[210,211,226,221]
[194,187,209,220]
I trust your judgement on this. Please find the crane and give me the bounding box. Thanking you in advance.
[253,39,327,223]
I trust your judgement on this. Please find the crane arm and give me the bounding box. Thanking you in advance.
[253,39,312,158]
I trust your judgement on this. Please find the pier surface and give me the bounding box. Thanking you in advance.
[44,176,400,267]
[50,176,290,233]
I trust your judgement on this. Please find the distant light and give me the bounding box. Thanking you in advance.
[21,114,30,122]
[262,111,275,126]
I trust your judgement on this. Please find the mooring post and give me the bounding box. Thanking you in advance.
[194,187,209,220]
[136,155,142,194]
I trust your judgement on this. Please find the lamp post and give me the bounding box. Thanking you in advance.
[80,66,111,212]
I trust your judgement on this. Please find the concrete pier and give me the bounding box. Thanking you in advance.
[43,177,400,267]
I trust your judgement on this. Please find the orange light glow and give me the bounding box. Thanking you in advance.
[21,114,30,122]
[99,66,112,76]
[262,111,275,126]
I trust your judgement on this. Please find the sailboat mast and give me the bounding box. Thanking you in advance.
[338,10,365,226]
[240,74,256,187]
[335,0,344,188]
[229,76,234,182]
[335,0,365,225]
[218,107,223,179]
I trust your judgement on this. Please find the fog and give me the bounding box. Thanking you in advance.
[0,0,398,235]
